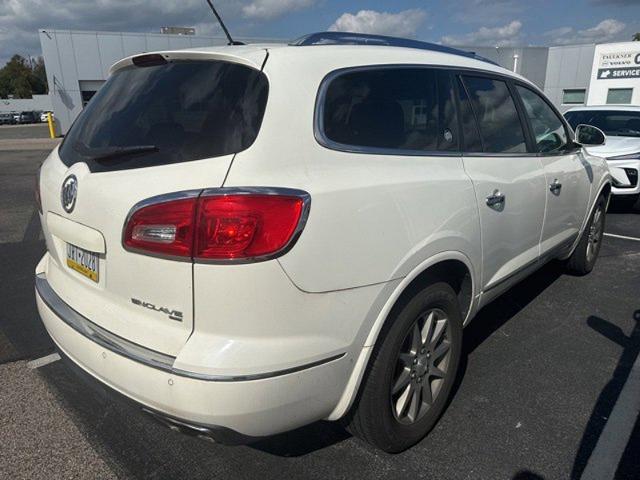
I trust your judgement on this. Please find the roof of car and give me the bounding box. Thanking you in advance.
[290,32,499,66]
[565,105,640,113]
[110,33,522,83]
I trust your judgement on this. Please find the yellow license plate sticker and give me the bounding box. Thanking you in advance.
[66,243,99,282]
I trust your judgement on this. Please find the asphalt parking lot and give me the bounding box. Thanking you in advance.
[1,125,638,480]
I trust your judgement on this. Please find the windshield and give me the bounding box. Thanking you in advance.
[564,110,640,138]
[59,60,269,172]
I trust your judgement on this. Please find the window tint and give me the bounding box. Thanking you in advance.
[607,88,633,105]
[322,68,459,152]
[60,61,268,172]
[461,76,527,154]
[562,89,586,105]
[564,110,640,138]
[516,86,568,153]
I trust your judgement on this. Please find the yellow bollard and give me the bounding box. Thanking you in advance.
[47,112,56,139]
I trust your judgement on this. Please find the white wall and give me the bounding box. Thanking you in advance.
[543,44,595,113]
[587,42,640,106]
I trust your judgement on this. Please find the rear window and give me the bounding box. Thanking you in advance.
[60,60,268,172]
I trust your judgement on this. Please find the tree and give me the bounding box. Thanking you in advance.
[633,32,640,41]
[0,54,48,99]
[30,57,48,95]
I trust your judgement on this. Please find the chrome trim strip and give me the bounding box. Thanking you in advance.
[36,273,343,381]
[36,273,177,368]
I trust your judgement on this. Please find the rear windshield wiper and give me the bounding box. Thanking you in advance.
[74,141,159,161]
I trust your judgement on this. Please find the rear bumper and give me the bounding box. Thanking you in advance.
[55,347,256,445]
[36,271,351,439]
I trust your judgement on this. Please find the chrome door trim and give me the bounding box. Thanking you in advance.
[36,273,344,381]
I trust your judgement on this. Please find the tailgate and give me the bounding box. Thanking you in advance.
[37,54,269,356]
[39,148,233,355]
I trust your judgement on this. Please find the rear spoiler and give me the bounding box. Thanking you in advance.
[109,48,269,76]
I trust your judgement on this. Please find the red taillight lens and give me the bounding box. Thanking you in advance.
[123,198,197,257]
[195,195,304,259]
[123,191,307,261]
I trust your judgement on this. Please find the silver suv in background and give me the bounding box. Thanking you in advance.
[565,106,640,208]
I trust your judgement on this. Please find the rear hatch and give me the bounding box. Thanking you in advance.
[39,50,268,355]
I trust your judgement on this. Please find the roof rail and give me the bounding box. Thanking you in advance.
[290,32,498,66]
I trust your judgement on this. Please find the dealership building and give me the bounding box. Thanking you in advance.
[37,29,640,135]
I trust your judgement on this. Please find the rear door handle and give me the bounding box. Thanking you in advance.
[486,190,505,207]
[549,179,562,193]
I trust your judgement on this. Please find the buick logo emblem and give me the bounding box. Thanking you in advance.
[61,175,78,213]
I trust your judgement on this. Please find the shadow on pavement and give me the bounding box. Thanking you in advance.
[0,239,51,364]
[607,196,639,214]
[571,311,640,479]
[512,471,545,479]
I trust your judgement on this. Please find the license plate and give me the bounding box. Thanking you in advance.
[66,243,99,282]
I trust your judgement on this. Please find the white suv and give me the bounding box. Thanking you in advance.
[35,32,611,452]
[565,106,640,207]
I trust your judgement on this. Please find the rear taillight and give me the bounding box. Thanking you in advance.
[124,197,197,258]
[123,189,309,262]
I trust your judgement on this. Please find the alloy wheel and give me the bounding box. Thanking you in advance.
[586,205,604,263]
[390,308,452,424]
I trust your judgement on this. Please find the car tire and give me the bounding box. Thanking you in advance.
[345,281,463,453]
[566,195,606,275]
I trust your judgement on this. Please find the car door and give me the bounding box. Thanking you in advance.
[458,74,547,293]
[514,85,591,255]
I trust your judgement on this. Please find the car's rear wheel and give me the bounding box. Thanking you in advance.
[566,195,606,275]
[345,282,462,453]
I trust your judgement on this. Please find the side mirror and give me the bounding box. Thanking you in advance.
[575,124,606,146]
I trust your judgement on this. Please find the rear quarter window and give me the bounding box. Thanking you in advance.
[318,67,460,153]
[60,60,268,172]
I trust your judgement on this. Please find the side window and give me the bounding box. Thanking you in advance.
[321,68,459,152]
[461,75,527,154]
[516,85,569,153]
[455,77,483,152]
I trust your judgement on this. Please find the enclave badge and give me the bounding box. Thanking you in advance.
[61,175,78,213]
[131,298,183,322]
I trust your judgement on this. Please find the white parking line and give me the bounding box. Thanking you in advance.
[27,353,61,369]
[581,353,640,480]
[604,232,640,242]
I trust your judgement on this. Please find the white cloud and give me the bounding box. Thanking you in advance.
[328,9,427,38]
[454,0,526,25]
[441,20,523,47]
[544,19,627,45]
[242,0,315,20]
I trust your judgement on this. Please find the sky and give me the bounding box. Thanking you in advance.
[1,0,639,66]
